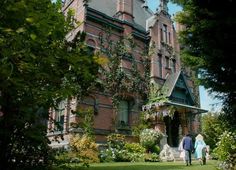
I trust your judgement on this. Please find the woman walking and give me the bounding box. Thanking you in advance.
[194,134,207,165]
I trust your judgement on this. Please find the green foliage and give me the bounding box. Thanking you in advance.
[213,131,236,170]
[140,129,163,151]
[100,134,147,163]
[99,134,126,162]
[144,153,160,162]
[53,148,80,165]
[171,0,236,126]
[131,111,151,136]
[124,143,146,154]
[150,145,161,155]
[70,134,100,165]
[98,31,150,109]
[122,152,145,162]
[107,133,125,150]
[70,107,95,138]
[201,112,229,150]
[142,83,176,121]
[148,83,169,104]
[99,148,115,163]
[0,0,98,169]
[53,135,100,168]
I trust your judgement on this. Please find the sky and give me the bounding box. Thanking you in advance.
[147,0,222,112]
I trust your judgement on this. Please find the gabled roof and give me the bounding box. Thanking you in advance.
[162,71,196,105]
[87,0,153,31]
[146,10,172,30]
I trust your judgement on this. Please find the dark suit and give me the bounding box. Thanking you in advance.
[182,135,193,165]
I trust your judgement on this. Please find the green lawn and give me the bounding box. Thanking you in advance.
[56,160,219,170]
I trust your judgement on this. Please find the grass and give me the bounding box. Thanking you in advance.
[55,160,219,170]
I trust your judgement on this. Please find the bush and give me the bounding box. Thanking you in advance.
[70,134,100,164]
[201,112,229,150]
[213,131,236,170]
[150,145,160,155]
[107,133,125,150]
[100,136,146,163]
[140,129,163,150]
[99,148,115,162]
[54,150,80,164]
[124,143,146,154]
[144,153,160,162]
[99,134,126,162]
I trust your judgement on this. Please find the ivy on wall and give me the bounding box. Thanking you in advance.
[97,30,151,109]
[142,83,176,120]
[92,29,152,132]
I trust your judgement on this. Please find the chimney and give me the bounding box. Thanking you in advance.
[116,0,134,22]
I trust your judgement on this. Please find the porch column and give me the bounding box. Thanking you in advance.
[180,112,188,135]
[154,116,167,149]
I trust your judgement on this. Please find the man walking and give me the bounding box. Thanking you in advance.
[182,133,193,166]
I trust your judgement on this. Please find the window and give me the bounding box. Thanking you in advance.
[171,59,176,72]
[55,101,65,131]
[165,56,170,68]
[118,101,129,125]
[158,55,163,78]
[168,32,171,44]
[160,28,163,42]
[163,24,168,43]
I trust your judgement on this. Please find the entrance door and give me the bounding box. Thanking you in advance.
[164,111,180,147]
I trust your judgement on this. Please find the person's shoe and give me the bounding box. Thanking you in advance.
[199,159,203,165]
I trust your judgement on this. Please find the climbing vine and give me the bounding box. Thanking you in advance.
[142,83,176,120]
[161,41,173,55]
[98,30,151,109]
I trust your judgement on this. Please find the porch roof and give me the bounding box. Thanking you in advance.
[142,101,208,114]
[164,101,208,114]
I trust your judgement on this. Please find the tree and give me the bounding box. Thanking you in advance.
[201,112,229,150]
[171,0,236,127]
[0,0,98,169]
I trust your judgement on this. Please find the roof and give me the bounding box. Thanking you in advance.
[164,101,208,114]
[162,71,181,97]
[87,0,153,31]
[162,71,196,105]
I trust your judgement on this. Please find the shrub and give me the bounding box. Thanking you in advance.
[70,134,100,164]
[140,129,163,150]
[124,143,146,154]
[99,148,115,162]
[107,133,125,150]
[150,145,160,155]
[54,150,80,164]
[213,131,236,170]
[201,112,229,150]
[100,135,147,163]
[99,134,126,162]
[144,153,160,162]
